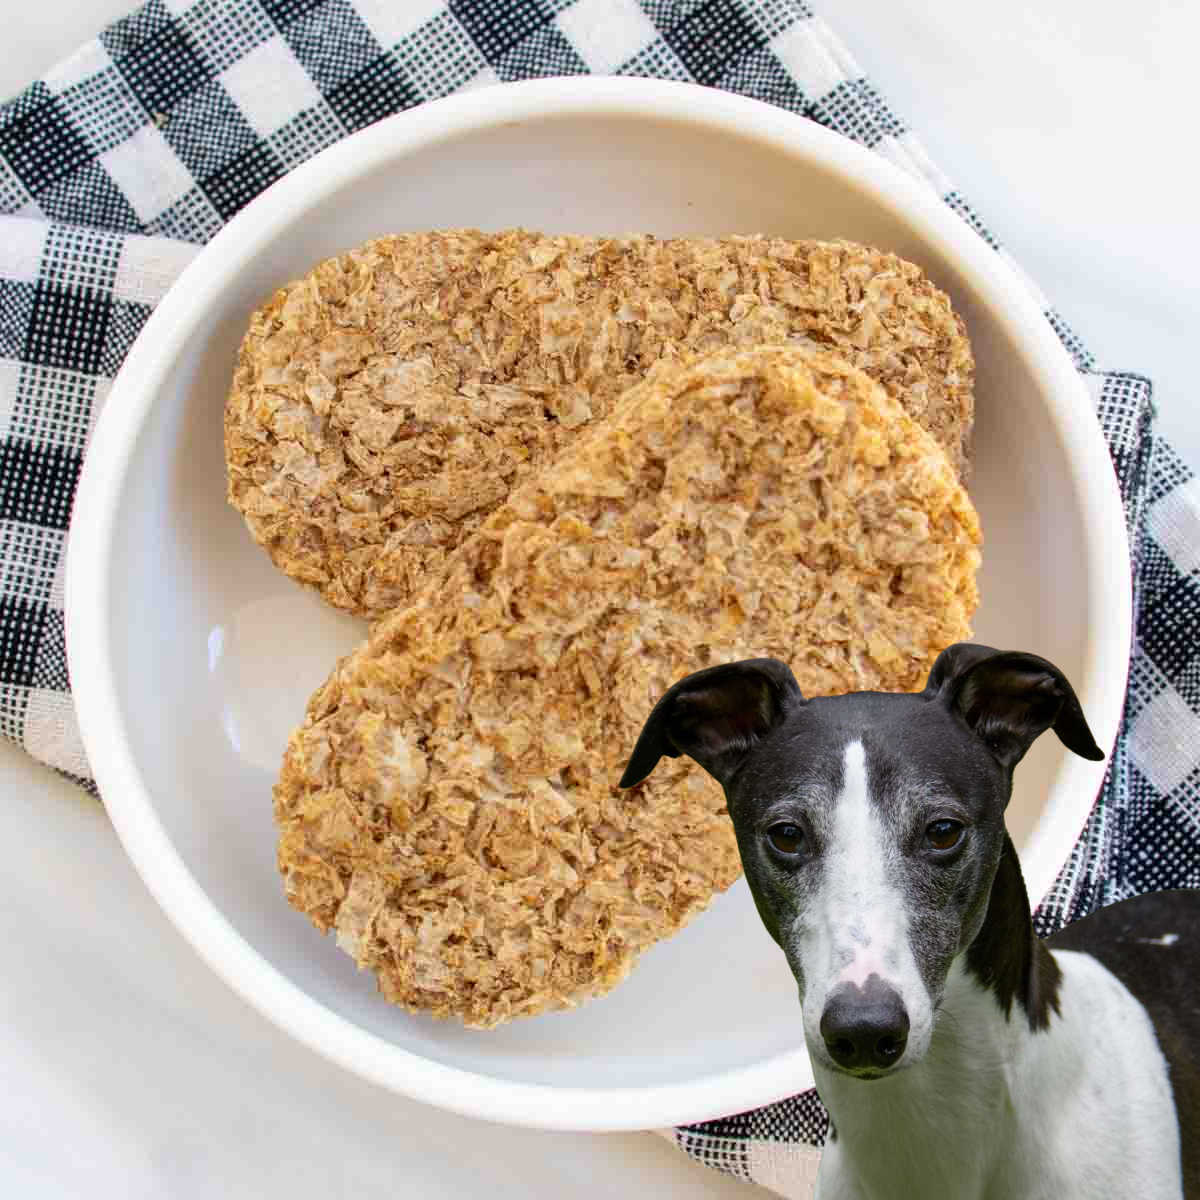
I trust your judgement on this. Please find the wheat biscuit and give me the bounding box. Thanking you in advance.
[273,346,982,1028]
[226,230,974,620]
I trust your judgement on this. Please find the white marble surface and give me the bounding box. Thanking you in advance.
[2,3,1197,1196]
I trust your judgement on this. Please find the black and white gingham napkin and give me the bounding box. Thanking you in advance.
[2,1,1197,1193]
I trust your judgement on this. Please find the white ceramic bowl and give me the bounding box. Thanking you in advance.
[66,78,1130,1132]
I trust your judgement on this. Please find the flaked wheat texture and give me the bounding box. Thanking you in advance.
[274,347,982,1028]
[226,230,975,620]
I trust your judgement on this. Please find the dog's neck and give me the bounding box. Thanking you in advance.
[964,835,1062,1031]
[811,838,1066,1199]
[814,960,1022,1198]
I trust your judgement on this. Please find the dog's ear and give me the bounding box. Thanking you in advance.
[925,643,1104,768]
[619,658,805,787]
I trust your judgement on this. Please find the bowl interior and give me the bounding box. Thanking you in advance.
[104,105,1095,1100]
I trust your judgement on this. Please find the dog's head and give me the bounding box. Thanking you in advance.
[620,644,1102,1079]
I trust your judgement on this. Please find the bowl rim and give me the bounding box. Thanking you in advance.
[65,75,1132,1132]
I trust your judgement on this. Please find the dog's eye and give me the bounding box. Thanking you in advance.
[767,823,806,856]
[925,819,964,851]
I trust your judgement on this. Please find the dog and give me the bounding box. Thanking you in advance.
[621,644,1198,1199]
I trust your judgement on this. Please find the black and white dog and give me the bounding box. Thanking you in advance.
[621,644,1198,1199]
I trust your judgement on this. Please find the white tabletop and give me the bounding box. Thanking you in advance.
[2,3,1197,1196]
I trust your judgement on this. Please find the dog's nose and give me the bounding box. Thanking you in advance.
[819,981,910,1072]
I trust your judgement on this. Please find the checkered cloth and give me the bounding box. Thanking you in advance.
[1,1,1196,1194]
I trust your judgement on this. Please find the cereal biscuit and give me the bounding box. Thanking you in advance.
[274,347,982,1028]
[226,230,974,620]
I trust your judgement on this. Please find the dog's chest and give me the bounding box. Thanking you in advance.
[998,950,1182,1199]
[815,954,1183,1200]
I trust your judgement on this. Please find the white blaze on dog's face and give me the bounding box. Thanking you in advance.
[791,741,935,1066]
